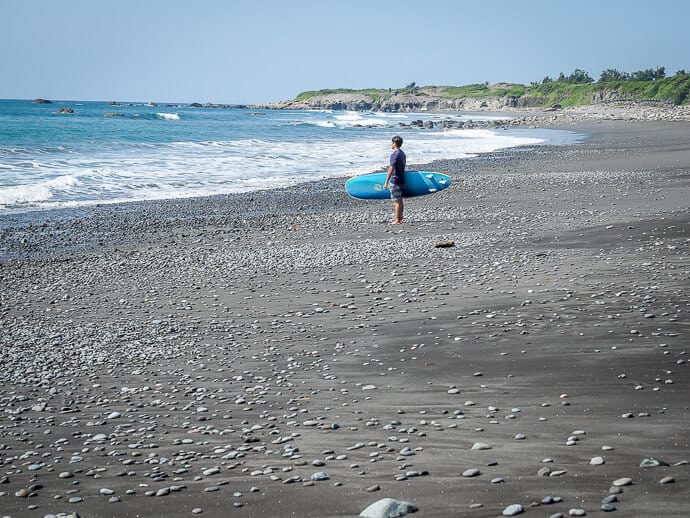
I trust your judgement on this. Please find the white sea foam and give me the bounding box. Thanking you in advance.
[0,175,80,207]
[0,120,581,213]
[333,112,389,127]
[157,112,180,120]
[1,129,548,212]
[292,110,513,130]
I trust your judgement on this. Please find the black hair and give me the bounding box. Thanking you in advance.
[392,135,403,147]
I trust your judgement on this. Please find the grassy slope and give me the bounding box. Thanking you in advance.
[295,75,690,107]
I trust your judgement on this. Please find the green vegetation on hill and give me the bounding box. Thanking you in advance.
[295,67,690,106]
[295,88,386,102]
[441,83,527,98]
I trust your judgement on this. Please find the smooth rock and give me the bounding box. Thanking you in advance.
[359,497,418,518]
[503,504,524,516]
[640,458,669,468]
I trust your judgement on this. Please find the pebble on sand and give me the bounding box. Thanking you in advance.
[503,503,524,516]
[640,458,669,468]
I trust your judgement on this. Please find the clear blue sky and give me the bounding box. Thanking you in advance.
[2,0,687,104]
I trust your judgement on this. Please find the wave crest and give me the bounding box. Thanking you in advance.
[0,175,80,207]
[157,112,180,120]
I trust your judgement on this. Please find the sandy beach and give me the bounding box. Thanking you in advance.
[1,118,688,518]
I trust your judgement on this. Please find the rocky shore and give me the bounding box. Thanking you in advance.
[256,93,690,131]
[1,118,688,517]
[255,90,690,121]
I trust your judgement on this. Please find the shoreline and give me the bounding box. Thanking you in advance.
[0,132,586,261]
[1,118,688,517]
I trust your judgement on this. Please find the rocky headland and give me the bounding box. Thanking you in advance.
[254,90,690,130]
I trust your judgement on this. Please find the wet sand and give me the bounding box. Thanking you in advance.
[1,120,688,517]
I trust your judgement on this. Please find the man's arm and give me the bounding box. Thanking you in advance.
[383,164,394,189]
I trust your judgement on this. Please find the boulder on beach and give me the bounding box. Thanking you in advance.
[360,498,418,518]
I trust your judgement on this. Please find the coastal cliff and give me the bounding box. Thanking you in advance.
[255,88,522,112]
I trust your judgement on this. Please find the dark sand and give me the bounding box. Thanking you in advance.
[1,120,688,517]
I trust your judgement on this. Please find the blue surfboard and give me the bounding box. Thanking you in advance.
[345,171,451,200]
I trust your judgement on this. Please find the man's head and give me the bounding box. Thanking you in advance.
[392,135,403,148]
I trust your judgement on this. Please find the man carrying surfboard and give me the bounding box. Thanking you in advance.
[383,135,406,224]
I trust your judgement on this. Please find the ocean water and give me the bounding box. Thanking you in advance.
[0,99,582,213]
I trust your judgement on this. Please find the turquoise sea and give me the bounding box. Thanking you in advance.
[0,99,582,213]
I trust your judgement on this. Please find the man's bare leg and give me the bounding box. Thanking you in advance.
[393,200,404,224]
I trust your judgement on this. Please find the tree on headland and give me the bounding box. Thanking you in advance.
[599,68,628,82]
[544,66,673,84]
[599,66,667,82]
[629,67,665,81]
[559,69,594,84]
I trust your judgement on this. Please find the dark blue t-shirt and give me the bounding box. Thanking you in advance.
[389,149,406,184]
